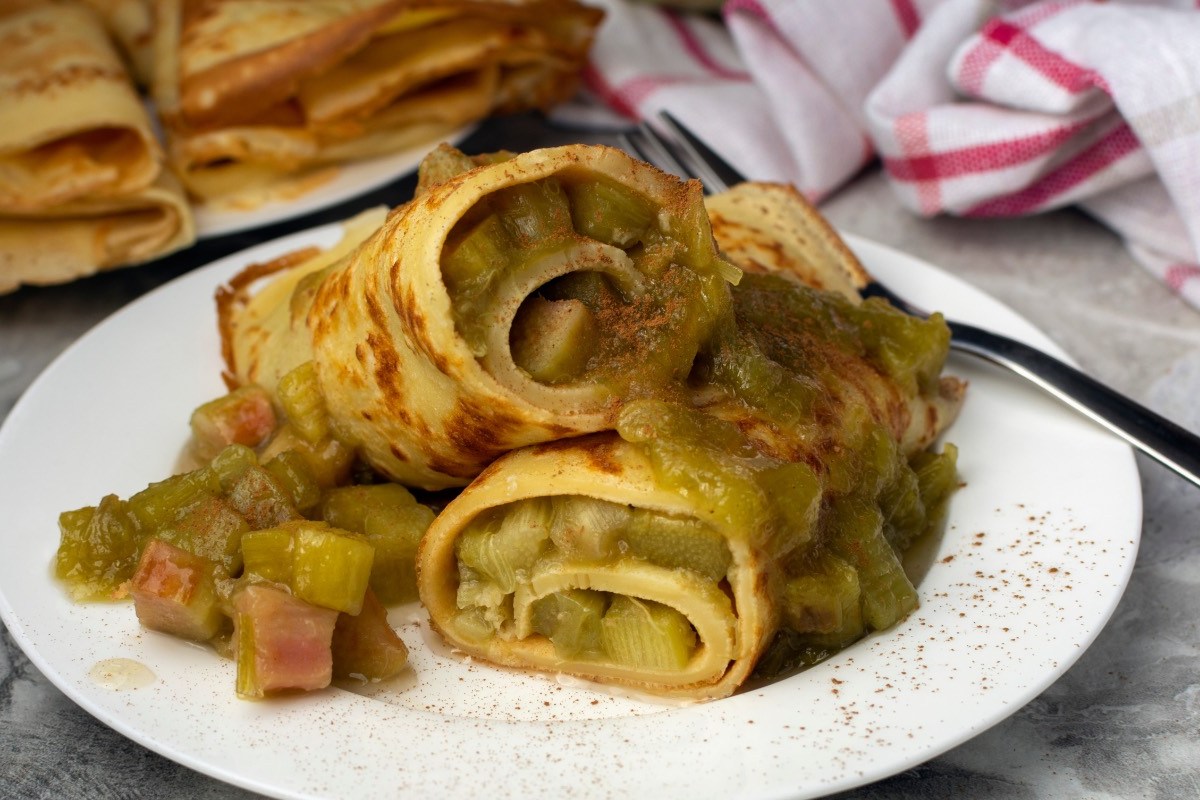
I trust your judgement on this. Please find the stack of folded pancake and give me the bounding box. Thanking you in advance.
[0,0,603,292]
[151,0,604,205]
[0,0,194,293]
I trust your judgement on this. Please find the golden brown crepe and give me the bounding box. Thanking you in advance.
[0,0,194,293]
[706,181,870,299]
[221,143,741,489]
[79,0,157,85]
[152,0,604,205]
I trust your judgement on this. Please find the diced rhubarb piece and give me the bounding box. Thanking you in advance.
[190,386,277,461]
[130,539,224,641]
[126,468,223,531]
[158,494,249,578]
[292,524,374,615]
[232,583,338,698]
[210,444,258,492]
[319,483,417,533]
[240,527,295,584]
[55,495,144,601]
[319,484,432,605]
[276,362,329,443]
[364,503,434,605]
[260,425,355,489]
[227,465,302,529]
[332,590,409,682]
[264,450,321,514]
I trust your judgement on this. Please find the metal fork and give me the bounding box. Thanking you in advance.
[620,112,1200,488]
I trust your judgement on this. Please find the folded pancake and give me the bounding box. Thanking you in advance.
[79,0,156,85]
[153,0,603,205]
[0,0,160,212]
[0,171,194,293]
[221,143,742,489]
[706,181,870,299]
[417,268,964,699]
[0,0,195,293]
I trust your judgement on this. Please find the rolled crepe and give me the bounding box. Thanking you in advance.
[0,0,194,293]
[222,143,742,489]
[417,435,757,699]
[152,0,603,205]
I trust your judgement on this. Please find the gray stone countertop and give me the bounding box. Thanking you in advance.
[2,115,1197,799]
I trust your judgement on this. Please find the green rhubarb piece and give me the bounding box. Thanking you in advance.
[276,361,329,443]
[617,400,766,539]
[566,177,655,248]
[210,444,258,492]
[826,499,917,631]
[443,212,511,290]
[548,495,631,561]
[157,494,249,578]
[291,524,375,615]
[55,495,143,601]
[453,607,496,644]
[332,590,409,681]
[363,502,434,605]
[260,426,355,489]
[630,233,681,279]
[264,450,321,514]
[126,467,222,531]
[620,510,731,582]
[226,465,302,529]
[600,595,696,672]
[319,483,431,605]
[913,444,959,528]
[879,462,925,552]
[494,178,573,249]
[531,589,608,658]
[781,554,862,636]
[319,483,417,534]
[757,461,823,556]
[240,527,295,584]
[456,500,551,593]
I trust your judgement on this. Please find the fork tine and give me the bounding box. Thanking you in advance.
[648,113,729,194]
[618,127,691,185]
[656,112,746,193]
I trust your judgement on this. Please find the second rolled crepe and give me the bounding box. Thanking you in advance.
[416,196,965,698]
[0,0,194,293]
[222,143,742,489]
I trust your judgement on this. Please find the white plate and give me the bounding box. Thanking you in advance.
[192,126,474,239]
[0,227,1141,800]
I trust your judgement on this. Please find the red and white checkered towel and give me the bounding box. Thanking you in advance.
[579,0,1200,309]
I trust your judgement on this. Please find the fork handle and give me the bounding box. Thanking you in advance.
[949,321,1200,487]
